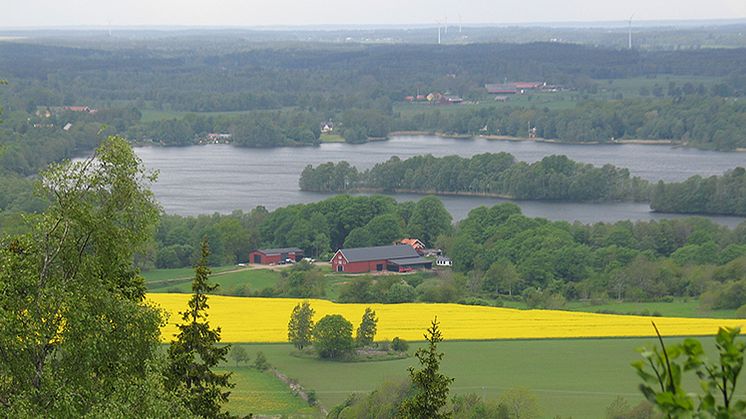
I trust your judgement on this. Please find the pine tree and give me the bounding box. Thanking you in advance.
[288,301,315,350]
[166,239,234,418]
[399,317,454,419]
[355,307,378,347]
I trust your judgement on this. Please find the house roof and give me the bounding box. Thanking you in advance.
[399,238,424,248]
[436,256,452,262]
[337,245,419,263]
[388,256,433,266]
[254,247,303,255]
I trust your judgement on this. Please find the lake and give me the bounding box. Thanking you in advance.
[134,136,746,227]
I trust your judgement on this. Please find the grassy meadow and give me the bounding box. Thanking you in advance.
[225,337,734,418]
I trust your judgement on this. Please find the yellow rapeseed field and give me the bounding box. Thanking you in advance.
[147,294,746,343]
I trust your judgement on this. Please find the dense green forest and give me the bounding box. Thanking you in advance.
[650,168,746,216]
[299,154,746,216]
[2,40,746,155]
[135,194,746,309]
[300,153,651,202]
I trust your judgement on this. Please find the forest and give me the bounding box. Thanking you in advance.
[299,153,651,202]
[134,193,746,311]
[299,154,746,216]
[2,40,746,155]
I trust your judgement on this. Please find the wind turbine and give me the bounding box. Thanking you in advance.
[436,21,442,44]
[628,13,635,49]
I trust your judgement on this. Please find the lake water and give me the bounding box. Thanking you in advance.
[134,136,746,227]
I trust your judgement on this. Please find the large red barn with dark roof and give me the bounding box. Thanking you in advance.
[331,245,432,273]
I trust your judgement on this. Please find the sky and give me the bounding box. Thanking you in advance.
[2,0,746,28]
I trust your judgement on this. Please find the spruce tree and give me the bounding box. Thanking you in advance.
[400,317,454,419]
[166,239,234,418]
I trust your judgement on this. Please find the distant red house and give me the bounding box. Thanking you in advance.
[249,247,304,265]
[398,238,425,252]
[331,245,432,273]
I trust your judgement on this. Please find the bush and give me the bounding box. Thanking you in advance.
[736,304,746,319]
[391,337,409,352]
[307,390,317,406]
[386,282,416,303]
[457,297,491,306]
[254,351,269,371]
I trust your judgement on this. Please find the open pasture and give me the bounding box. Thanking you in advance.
[147,294,745,343]
[230,337,734,418]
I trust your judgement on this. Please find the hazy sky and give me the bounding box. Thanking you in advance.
[2,0,746,28]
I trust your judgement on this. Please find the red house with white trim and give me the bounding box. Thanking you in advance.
[331,245,433,273]
[249,247,304,265]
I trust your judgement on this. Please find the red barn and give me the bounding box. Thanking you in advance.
[331,245,432,273]
[249,247,304,265]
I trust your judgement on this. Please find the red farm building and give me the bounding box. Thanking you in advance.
[331,245,433,273]
[249,247,304,265]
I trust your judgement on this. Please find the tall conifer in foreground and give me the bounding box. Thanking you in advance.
[400,317,454,419]
[166,239,234,418]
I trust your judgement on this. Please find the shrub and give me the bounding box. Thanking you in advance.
[391,337,409,352]
[254,351,269,371]
[736,304,746,319]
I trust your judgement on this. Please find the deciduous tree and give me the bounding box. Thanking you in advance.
[355,307,378,347]
[288,301,315,350]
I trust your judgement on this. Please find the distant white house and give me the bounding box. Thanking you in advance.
[63,122,73,131]
[435,256,452,267]
[321,121,334,133]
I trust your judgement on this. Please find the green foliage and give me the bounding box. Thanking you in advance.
[288,301,315,350]
[392,337,409,352]
[300,153,651,204]
[0,136,180,416]
[327,378,413,419]
[253,352,269,371]
[633,324,746,417]
[166,239,234,418]
[230,346,250,366]
[497,388,541,419]
[400,317,454,419]
[313,314,354,360]
[355,307,378,347]
[652,168,746,216]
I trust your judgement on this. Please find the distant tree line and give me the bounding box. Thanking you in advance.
[651,168,746,216]
[300,153,651,203]
[301,155,746,216]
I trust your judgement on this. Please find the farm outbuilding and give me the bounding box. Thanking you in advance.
[331,244,433,273]
[249,247,304,265]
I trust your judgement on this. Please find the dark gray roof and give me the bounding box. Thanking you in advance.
[255,247,303,255]
[338,245,419,263]
[388,256,433,266]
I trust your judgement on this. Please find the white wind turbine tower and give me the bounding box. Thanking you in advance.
[436,21,442,44]
[628,13,635,49]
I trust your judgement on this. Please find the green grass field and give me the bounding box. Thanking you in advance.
[143,265,238,283]
[228,337,735,419]
[502,298,737,319]
[146,266,283,294]
[218,365,318,417]
[319,133,346,143]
